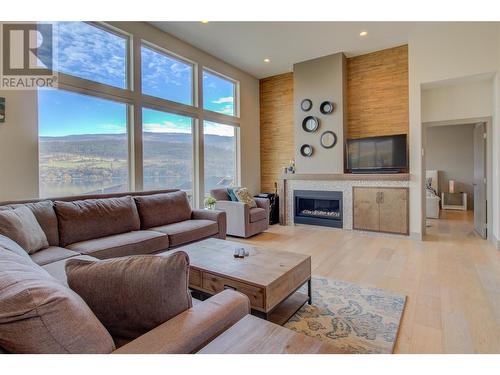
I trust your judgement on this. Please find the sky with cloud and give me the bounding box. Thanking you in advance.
[39,22,235,137]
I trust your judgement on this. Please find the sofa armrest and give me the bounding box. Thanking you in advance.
[113,290,250,354]
[191,209,227,239]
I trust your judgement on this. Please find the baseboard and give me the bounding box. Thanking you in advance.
[491,233,500,250]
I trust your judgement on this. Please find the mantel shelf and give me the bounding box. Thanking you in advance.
[279,173,410,182]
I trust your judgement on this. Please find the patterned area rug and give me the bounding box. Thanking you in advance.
[284,277,406,354]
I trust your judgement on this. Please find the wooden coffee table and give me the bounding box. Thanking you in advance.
[172,238,312,323]
[198,315,346,354]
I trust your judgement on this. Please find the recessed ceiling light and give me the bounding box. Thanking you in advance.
[359,31,368,36]
[264,58,270,63]
[201,20,209,24]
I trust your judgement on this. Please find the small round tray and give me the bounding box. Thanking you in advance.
[302,116,319,133]
[320,130,337,148]
[300,144,314,157]
[320,101,335,114]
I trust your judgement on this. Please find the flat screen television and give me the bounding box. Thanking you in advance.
[347,134,407,173]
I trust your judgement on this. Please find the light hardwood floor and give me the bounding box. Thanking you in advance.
[234,210,500,354]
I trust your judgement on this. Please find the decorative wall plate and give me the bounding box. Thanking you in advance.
[320,101,335,114]
[300,144,314,157]
[300,99,313,112]
[320,131,337,148]
[302,116,320,132]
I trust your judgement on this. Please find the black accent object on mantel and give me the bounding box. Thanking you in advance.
[294,190,343,228]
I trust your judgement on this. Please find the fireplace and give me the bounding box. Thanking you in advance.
[294,190,343,228]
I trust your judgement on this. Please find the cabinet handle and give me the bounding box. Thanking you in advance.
[379,191,384,204]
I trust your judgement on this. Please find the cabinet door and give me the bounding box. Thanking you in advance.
[378,188,408,234]
[353,187,380,231]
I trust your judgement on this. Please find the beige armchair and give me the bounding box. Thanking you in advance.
[210,189,269,238]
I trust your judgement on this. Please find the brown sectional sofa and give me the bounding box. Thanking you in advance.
[0,234,250,354]
[0,190,254,354]
[0,189,227,266]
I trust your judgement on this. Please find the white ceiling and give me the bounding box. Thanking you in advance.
[151,22,421,79]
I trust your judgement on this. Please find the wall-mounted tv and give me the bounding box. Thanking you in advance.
[346,134,408,173]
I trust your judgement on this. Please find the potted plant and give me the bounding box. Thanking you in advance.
[204,196,217,210]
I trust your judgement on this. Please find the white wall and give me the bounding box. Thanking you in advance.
[0,89,39,200]
[422,79,493,123]
[408,22,500,239]
[0,22,261,202]
[425,124,475,209]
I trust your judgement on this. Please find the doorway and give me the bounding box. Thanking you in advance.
[423,120,490,241]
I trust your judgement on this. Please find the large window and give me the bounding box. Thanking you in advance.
[142,108,193,196]
[204,121,237,195]
[37,22,241,206]
[203,70,236,116]
[56,22,128,89]
[141,45,193,105]
[38,89,129,198]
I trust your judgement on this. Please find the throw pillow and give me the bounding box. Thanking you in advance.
[235,188,257,208]
[0,234,30,259]
[0,250,115,354]
[65,252,192,341]
[227,187,241,202]
[0,206,49,254]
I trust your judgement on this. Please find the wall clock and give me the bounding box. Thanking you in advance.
[320,131,337,149]
[302,116,319,132]
[300,144,314,157]
[320,101,334,114]
[300,99,313,112]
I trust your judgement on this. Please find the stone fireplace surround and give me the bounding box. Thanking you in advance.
[279,174,410,230]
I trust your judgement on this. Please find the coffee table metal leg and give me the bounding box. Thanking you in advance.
[307,278,312,304]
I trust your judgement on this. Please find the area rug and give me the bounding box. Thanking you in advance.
[284,277,406,354]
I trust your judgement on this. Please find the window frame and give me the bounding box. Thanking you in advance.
[37,87,133,198]
[37,22,242,208]
[140,41,197,108]
[202,120,240,197]
[202,67,240,118]
[56,21,132,91]
[141,105,196,198]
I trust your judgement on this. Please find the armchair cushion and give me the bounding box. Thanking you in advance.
[65,252,192,341]
[249,208,267,223]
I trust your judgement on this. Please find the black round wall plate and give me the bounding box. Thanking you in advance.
[320,101,335,114]
[302,116,319,133]
[300,144,314,157]
[320,131,338,149]
[300,99,313,112]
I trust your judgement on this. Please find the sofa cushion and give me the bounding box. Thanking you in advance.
[66,230,169,259]
[54,196,141,247]
[0,250,115,354]
[0,206,49,254]
[43,255,97,286]
[65,252,192,341]
[149,220,219,247]
[249,207,267,223]
[134,191,192,229]
[235,188,257,208]
[4,201,60,247]
[0,234,31,260]
[30,246,80,266]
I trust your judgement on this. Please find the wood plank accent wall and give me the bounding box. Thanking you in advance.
[259,73,294,192]
[347,45,409,139]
